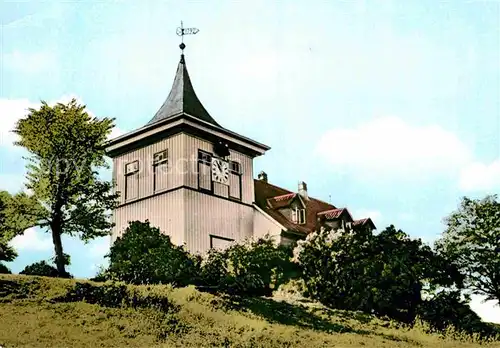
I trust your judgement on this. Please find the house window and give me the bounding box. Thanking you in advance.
[210,235,234,250]
[292,208,306,224]
[153,150,168,192]
[229,160,242,200]
[198,150,212,192]
[124,160,139,201]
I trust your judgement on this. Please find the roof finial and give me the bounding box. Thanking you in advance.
[176,21,199,61]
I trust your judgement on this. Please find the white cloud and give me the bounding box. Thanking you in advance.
[108,127,124,141]
[10,228,52,252]
[0,98,37,148]
[459,160,500,192]
[0,173,27,193]
[316,116,472,178]
[88,237,111,259]
[469,295,500,324]
[0,96,113,150]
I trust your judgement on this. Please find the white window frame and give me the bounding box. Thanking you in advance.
[292,207,306,225]
[153,150,168,193]
[124,160,139,201]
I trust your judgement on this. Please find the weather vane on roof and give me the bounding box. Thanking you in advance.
[176,21,199,53]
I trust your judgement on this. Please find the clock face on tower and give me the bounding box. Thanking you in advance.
[211,158,229,185]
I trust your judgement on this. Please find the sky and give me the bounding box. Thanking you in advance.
[0,0,499,323]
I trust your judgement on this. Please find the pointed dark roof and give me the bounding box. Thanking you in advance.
[147,54,221,127]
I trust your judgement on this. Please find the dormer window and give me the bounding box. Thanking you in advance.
[292,207,306,225]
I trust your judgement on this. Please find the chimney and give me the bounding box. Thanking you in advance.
[258,171,268,183]
[298,181,308,200]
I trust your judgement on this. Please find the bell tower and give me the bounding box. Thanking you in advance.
[105,23,270,253]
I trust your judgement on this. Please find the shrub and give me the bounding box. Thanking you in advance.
[296,226,463,323]
[200,236,297,296]
[20,261,60,277]
[107,220,200,286]
[89,265,110,282]
[0,263,11,274]
[417,290,500,338]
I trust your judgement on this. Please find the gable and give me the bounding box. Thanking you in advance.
[254,179,336,235]
[317,208,353,222]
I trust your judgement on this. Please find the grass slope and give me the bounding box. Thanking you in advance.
[0,274,498,348]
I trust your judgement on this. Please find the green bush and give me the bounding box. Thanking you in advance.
[89,265,110,282]
[417,290,500,338]
[200,236,297,296]
[107,221,200,286]
[20,261,63,278]
[0,263,11,274]
[296,226,463,323]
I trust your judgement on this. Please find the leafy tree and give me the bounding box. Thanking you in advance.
[107,220,199,286]
[297,225,463,323]
[0,190,43,264]
[436,195,500,303]
[12,99,119,275]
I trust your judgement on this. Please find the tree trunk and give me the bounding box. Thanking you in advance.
[51,225,66,276]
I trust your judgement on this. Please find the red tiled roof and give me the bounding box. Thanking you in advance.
[317,208,353,221]
[254,179,337,235]
[353,218,377,230]
[267,193,298,209]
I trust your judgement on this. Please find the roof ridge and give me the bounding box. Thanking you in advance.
[310,196,336,208]
[255,179,336,208]
[254,179,293,193]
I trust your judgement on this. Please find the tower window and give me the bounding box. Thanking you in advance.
[229,160,242,200]
[153,150,168,192]
[124,160,139,201]
[229,161,241,174]
[198,150,212,192]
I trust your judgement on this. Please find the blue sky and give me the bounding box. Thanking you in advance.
[1,1,499,322]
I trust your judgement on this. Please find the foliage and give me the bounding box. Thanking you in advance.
[0,243,16,264]
[0,263,11,274]
[1,274,498,348]
[417,290,499,338]
[20,260,72,278]
[90,265,110,282]
[436,195,500,303]
[12,99,119,275]
[0,190,44,263]
[296,225,463,323]
[200,236,297,296]
[106,221,199,286]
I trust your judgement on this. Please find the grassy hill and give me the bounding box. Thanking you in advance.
[0,274,498,348]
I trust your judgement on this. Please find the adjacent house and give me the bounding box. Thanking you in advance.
[105,50,376,253]
[253,173,376,246]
